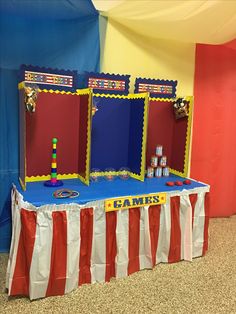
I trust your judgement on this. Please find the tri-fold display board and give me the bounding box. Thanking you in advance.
[18,66,192,190]
[146,97,193,177]
[19,87,92,189]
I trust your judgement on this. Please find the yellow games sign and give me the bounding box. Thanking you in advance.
[105,193,167,212]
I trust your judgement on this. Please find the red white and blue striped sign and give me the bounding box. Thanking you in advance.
[84,72,130,95]
[19,65,77,91]
[24,71,73,87]
[88,77,126,91]
[135,78,177,98]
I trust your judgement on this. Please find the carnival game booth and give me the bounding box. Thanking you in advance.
[134,78,193,177]
[6,68,209,300]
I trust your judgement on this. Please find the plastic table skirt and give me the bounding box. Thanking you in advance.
[6,176,210,300]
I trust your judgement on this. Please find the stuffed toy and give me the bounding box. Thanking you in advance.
[173,98,188,119]
[24,85,39,113]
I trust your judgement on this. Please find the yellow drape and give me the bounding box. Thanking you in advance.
[101,19,196,96]
[94,0,236,44]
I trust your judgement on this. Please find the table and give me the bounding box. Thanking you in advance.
[6,175,209,300]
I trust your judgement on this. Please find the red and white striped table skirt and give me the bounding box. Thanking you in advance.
[6,186,209,300]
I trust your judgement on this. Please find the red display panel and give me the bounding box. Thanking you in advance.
[147,100,188,173]
[26,92,82,177]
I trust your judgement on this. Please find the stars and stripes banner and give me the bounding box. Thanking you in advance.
[84,72,130,95]
[19,65,77,91]
[6,187,209,300]
[88,77,126,92]
[24,71,73,88]
[134,78,177,99]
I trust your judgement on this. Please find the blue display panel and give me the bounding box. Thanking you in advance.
[90,94,148,180]
[91,97,131,170]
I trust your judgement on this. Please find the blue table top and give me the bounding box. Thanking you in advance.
[15,174,209,207]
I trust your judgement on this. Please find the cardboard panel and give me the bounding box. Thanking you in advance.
[91,97,131,170]
[147,99,191,175]
[26,92,81,177]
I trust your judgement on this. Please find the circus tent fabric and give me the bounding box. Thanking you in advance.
[0,0,236,252]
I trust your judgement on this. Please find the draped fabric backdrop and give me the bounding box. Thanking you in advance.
[191,40,236,217]
[0,0,100,252]
[98,1,236,217]
[1,0,236,252]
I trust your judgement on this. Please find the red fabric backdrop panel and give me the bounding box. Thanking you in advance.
[147,100,187,173]
[26,92,81,177]
[191,40,236,217]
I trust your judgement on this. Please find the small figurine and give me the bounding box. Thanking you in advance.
[24,85,39,113]
[173,98,188,120]
[92,103,98,116]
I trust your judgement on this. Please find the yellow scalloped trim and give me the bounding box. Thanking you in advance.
[18,82,25,90]
[19,177,26,191]
[169,168,185,178]
[182,96,193,177]
[149,97,175,102]
[26,173,79,182]
[76,88,91,95]
[84,90,92,185]
[37,88,91,96]
[77,174,87,185]
[39,89,73,95]
[138,92,149,181]
[93,92,148,99]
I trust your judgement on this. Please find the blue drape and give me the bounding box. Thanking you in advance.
[0,0,100,252]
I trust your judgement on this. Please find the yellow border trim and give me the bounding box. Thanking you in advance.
[137,92,149,181]
[26,173,79,182]
[83,89,92,185]
[19,177,26,191]
[38,88,91,95]
[149,97,175,102]
[18,82,25,90]
[182,96,193,177]
[93,92,148,99]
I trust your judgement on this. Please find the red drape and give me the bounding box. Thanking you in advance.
[191,39,236,217]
